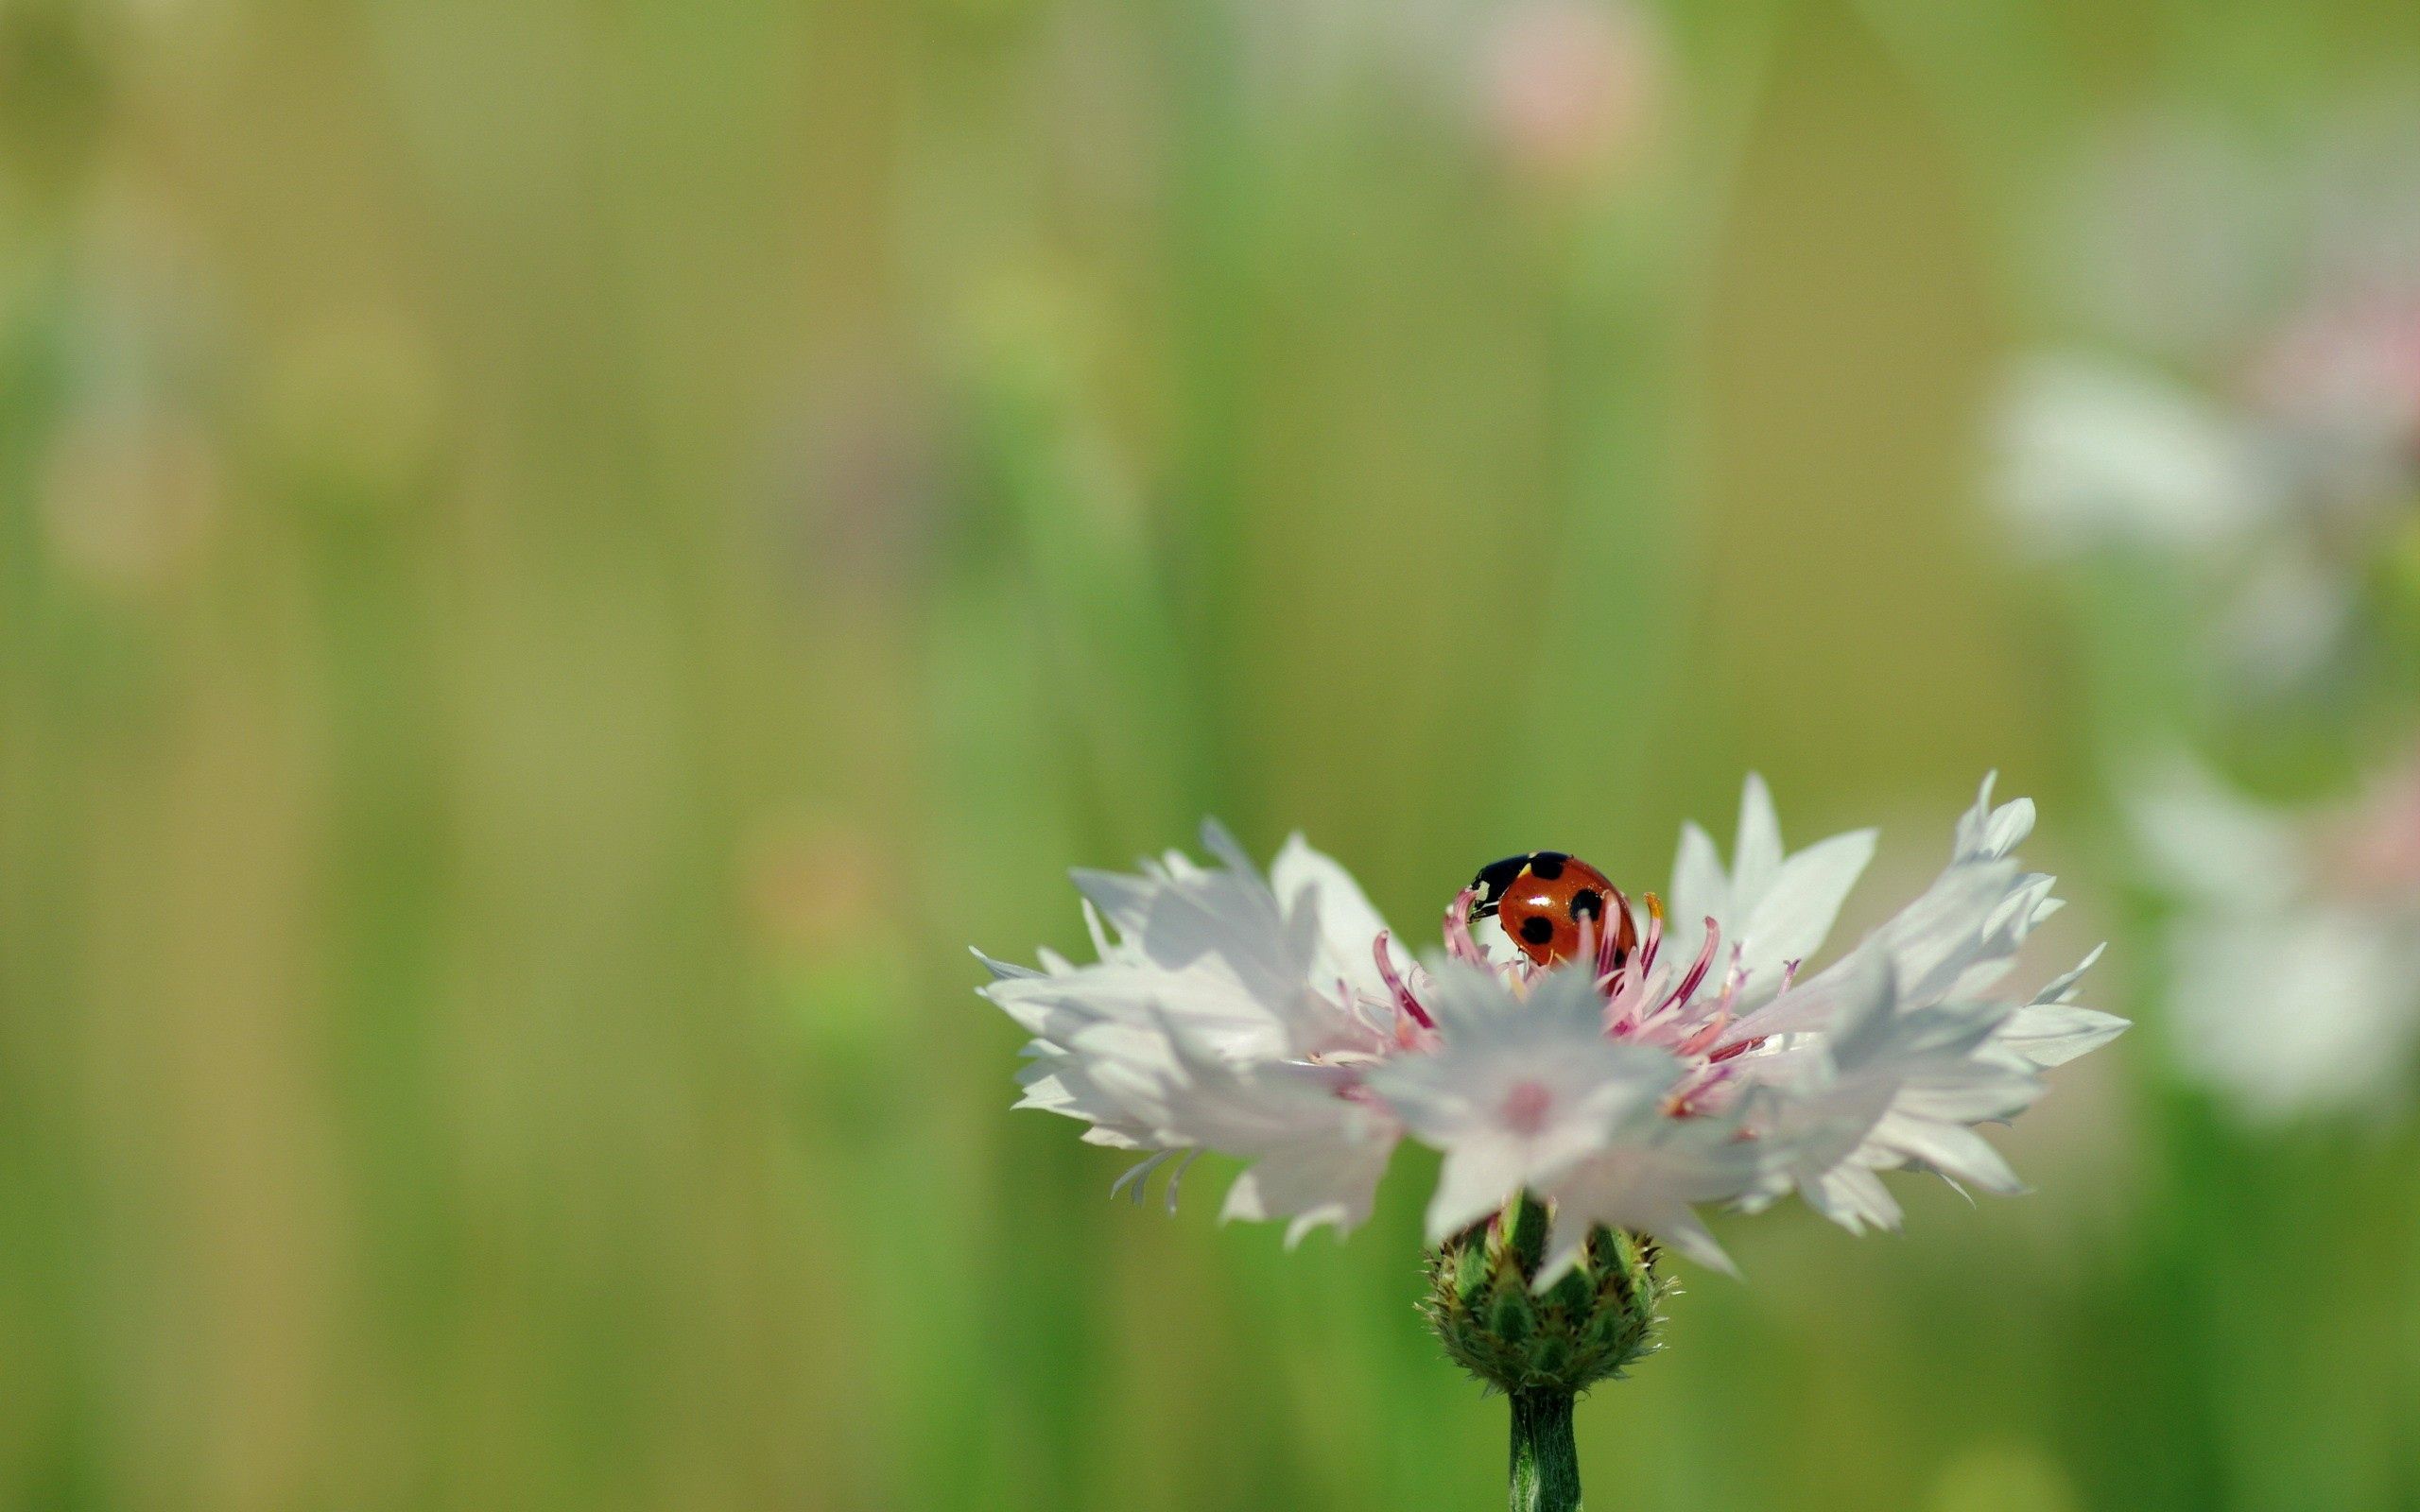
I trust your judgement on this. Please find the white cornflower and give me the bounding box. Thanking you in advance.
[2132,754,2420,1121]
[977,775,2124,1277]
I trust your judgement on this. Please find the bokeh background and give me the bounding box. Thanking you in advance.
[7,0,2420,1508]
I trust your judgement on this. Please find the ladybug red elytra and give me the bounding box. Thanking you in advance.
[1465,851,1637,969]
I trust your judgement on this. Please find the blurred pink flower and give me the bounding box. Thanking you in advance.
[2250,288,2420,508]
[2325,758,2420,902]
[1479,0,1664,184]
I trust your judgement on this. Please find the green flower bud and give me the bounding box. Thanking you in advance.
[1422,1193,1667,1397]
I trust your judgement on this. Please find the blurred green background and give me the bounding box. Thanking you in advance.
[5,0,2420,1508]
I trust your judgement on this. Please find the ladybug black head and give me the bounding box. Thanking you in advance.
[1466,851,1569,918]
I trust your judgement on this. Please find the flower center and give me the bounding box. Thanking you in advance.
[1501,1079,1553,1136]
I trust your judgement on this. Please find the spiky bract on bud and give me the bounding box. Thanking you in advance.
[1424,1193,1668,1397]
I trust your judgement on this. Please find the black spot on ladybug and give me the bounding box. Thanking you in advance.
[1569,888,1603,919]
[1519,915,1557,946]
[1529,853,1566,882]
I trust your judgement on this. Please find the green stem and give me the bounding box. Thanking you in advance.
[1509,1390,1582,1512]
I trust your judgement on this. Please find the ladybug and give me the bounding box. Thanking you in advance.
[1466,851,1635,968]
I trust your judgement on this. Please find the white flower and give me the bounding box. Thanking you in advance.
[977,777,2123,1278]
[1992,352,2274,558]
[1987,110,2420,697]
[2129,755,2420,1121]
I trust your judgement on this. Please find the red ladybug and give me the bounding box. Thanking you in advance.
[1466,851,1634,968]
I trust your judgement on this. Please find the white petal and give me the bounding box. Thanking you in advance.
[972,946,1046,982]
[1873,1114,2025,1194]
[1806,1163,1901,1233]
[1538,1118,1758,1283]
[986,965,1301,1062]
[1992,1003,2129,1071]
[1669,776,1881,1005]
[1668,821,1729,943]
[1733,773,1786,905]
[1734,828,1876,992]
[1426,1139,1531,1244]
[1221,1128,1397,1244]
[1721,934,1893,1044]
[1269,832,1404,1003]
[1047,831,1369,1059]
[1112,1149,1178,1203]
[2036,942,2107,1005]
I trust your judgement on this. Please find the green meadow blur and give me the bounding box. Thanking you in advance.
[5,0,2419,1508]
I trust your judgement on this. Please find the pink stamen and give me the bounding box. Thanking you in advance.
[1591,883,1637,978]
[1373,931,1435,1029]
[1599,903,1665,1037]
[1637,893,1666,972]
[1654,917,1720,1017]
[1708,958,1800,1057]
[1336,976,1369,1032]
[1600,958,1644,1033]
[1443,887,1490,967]
[1701,944,1748,1022]
[1667,1060,1737,1118]
[1675,1008,1731,1058]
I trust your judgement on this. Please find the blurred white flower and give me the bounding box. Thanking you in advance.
[1992,353,2273,558]
[1991,108,2420,694]
[977,777,2122,1278]
[2132,756,2420,1121]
